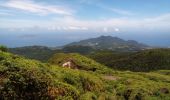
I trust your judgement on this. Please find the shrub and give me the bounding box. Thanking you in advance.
[80,92,97,100]
[0,45,8,52]
[79,73,104,92]
[0,69,52,100]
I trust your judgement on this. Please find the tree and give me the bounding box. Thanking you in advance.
[0,45,8,52]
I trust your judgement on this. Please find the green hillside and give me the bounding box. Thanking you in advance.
[0,48,170,99]
[89,49,170,72]
[48,53,110,73]
[62,45,95,54]
[9,45,94,62]
[9,46,61,62]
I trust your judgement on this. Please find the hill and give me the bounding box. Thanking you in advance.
[9,46,61,62]
[62,45,95,54]
[8,36,150,62]
[9,45,96,62]
[0,48,170,99]
[89,49,170,72]
[9,45,95,62]
[65,36,149,51]
[48,53,109,73]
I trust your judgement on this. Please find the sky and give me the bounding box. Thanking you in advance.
[0,0,170,47]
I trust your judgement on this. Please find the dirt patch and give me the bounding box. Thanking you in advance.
[0,74,7,85]
[102,75,119,81]
[160,88,169,94]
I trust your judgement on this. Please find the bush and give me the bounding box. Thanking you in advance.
[0,69,52,100]
[79,73,104,92]
[0,45,8,52]
[80,92,97,100]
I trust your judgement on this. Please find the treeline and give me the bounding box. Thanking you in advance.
[89,49,170,72]
[0,45,8,52]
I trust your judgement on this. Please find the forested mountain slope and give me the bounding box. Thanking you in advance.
[89,49,170,72]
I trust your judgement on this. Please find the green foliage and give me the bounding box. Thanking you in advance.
[80,92,97,100]
[9,46,61,62]
[49,65,105,93]
[63,45,94,54]
[0,70,51,99]
[79,73,104,92]
[66,35,148,51]
[0,45,8,52]
[48,53,110,73]
[0,51,79,99]
[88,50,132,67]
[89,49,170,72]
[0,49,170,100]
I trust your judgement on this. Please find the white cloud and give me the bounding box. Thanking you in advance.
[103,27,108,32]
[1,0,73,16]
[1,12,170,33]
[110,8,134,16]
[95,3,134,16]
[68,26,88,30]
[78,0,134,16]
[0,12,13,16]
[49,13,170,32]
[114,28,120,32]
[47,26,57,31]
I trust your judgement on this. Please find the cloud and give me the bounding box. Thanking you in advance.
[94,3,134,16]
[0,12,13,16]
[110,8,134,16]
[77,0,134,16]
[79,0,101,5]
[46,13,170,32]
[68,26,88,30]
[47,26,88,31]
[114,28,120,32]
[103,27,108,32]
[1,11,170,33]
[1,0,73,16]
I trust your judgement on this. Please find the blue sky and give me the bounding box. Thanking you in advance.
[0,0,170,47]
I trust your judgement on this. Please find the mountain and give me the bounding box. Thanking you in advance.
[89,49,170,72]
[1,48,170,99]
[62,45,95,54]
[65,36,150,51]
[8,36,150,62]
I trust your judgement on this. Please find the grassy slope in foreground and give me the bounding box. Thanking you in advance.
[0,50,170,100]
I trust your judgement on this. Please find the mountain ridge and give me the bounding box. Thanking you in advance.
[65,35,150,51]
[8,36,152,61]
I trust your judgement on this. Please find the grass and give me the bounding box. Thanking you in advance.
[48,53,112,74]
[0,50,170,99]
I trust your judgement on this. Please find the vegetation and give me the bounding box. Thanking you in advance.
[48,53,110,73]
[0,45,8,52]
[62,45,94,54]
[0,48,170,99]
[9,45,94,62]
[65,36,149,51]
[9,46,61,62]
[89,49,170,72]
